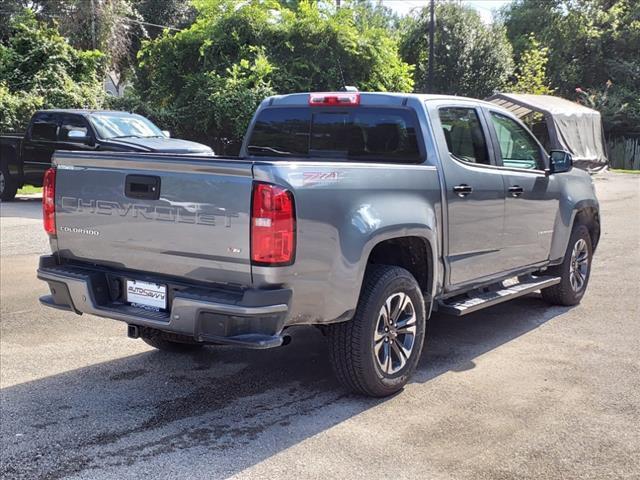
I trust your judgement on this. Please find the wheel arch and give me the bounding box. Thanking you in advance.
[362,232,437,316]
[549,199,600,263]
[574,205,600,252]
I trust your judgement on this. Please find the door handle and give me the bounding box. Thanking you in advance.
[508,185,524,197]
[453,184,473,197]
[125,174,161,200]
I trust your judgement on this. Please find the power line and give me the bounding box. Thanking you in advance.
[427,0,435,91]
[124,18,183,32]
[0,10,185,32]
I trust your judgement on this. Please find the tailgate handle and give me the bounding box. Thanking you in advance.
[125,175,161,200]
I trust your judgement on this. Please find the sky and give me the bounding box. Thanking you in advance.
[381,0,513,23]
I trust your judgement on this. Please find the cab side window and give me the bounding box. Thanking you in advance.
[489,112,543,170]
[30,113,59,141]
[438,107,490,165]
[59,115,90,142]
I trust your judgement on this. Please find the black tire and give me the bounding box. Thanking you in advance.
[0,164,18,202]
[141,330,204,353]
[327,265,427,397]
[541,224,593,306]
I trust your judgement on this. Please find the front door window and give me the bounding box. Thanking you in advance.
[489,112,544,170]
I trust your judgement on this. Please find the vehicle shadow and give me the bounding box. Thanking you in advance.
[415,294,561,382]
[0,294,569,479]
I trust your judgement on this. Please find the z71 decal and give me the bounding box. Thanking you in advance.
[302,172,340,185]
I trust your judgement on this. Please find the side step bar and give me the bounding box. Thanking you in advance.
[438,275,561,316]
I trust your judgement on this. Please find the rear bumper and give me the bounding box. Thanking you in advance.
[37,256,291,349]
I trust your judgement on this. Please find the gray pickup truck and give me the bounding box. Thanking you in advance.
[37,92,600,397]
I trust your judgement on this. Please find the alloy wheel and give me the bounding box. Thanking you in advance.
[373,292,417,375]
[569,238,589,292]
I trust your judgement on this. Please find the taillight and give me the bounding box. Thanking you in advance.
[43,168,56,235]
[309,92,360,106]
[251,182,296,266]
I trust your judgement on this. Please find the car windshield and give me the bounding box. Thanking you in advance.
[89,113,164,139]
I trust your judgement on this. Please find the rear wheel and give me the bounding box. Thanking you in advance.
[0,166,18,202]
[541,224,593,306]
[328,265,427,397]
[141,329,204,353]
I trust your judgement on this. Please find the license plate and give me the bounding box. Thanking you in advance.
[126,280,167,310]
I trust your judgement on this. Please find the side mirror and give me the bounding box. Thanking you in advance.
[548,150,573,174]
[162,130,171,138]
[67,129,89,143]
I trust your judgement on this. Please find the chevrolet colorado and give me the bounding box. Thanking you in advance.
[0,109,213,201]
[37,92,600,397]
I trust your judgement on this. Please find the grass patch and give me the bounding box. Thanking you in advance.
[17,185,42,195]
[611,169,640,174]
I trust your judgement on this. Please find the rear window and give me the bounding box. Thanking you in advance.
[30,113,59,141]
[247,107,422,163]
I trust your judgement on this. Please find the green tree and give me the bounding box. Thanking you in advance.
[0,0,197,92]
[500,0,640,134]
[54,0,144,90]
[126,0,413,153]
[133,0,197,38]
[0,1,145,92]
[0,10,105,132]
[510,34,553,95]
[0,0,69,41]
[400,3,514,98]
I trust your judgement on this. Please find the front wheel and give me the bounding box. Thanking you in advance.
[327,265,427,397]
[541,224,593,306]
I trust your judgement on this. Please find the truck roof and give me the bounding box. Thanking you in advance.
[264,92,501,109]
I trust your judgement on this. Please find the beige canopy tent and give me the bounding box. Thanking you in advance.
[487,93,607,167]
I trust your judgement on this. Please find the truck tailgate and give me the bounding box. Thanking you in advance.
[53,152,253,286]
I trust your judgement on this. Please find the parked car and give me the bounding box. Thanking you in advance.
[37,92,600,397]
[0,109,213,201]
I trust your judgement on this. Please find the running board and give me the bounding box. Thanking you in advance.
[437,276,561,316]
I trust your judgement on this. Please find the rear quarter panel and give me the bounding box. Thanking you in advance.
[253,162,442,325]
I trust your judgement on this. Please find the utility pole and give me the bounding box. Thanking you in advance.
[90,0,96,50]
[428,0,435,92]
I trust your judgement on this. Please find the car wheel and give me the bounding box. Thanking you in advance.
[0,166,18,202]
[541,224,593,306]
[328,265,427,397]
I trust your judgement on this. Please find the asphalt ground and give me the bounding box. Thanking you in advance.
[1,172,639,479]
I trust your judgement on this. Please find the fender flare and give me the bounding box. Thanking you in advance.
[549,199,600,263]
[357,226,439,310]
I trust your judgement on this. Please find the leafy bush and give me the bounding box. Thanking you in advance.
[509,34,553,95]
[128,0,413,153]
[0,83,44,132]
[0,10,105,132]
[576,81,640,135]
[501,0,640,135]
